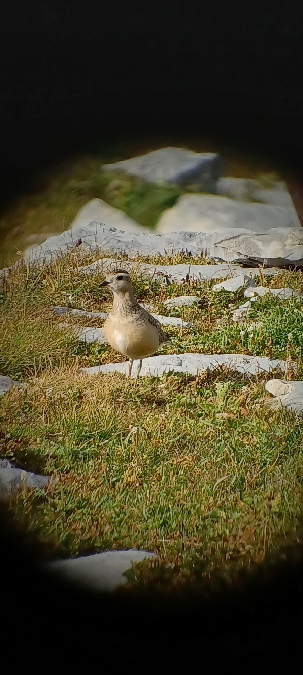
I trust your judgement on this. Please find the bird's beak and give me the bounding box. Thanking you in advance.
[100,280,109,286]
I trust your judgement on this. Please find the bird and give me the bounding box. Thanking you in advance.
[101,270,171,377]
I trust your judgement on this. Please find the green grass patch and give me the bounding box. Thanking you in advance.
[1,249,303,595]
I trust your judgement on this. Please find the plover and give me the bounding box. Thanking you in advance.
[101,270,171,377]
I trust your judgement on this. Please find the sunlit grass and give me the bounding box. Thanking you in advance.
[1,248,303,594]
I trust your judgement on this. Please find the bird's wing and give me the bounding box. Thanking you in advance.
[141,307,171,345]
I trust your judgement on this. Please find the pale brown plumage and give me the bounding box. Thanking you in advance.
[101,270,171,376]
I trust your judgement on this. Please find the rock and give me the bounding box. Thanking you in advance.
[151,314,193,328]
[0,459,52,502]
[163,295,201,307]
[210,227,303,267]
[81,353,288,378]
[73,326,107,344]
[0,375,25,396]
[139,302,156,312]
[52,306,108,320]
[156,194,300,235]
[213,274,256,292]
[23,223,201,263]
[79,257,277,283]
[244,286,302,300]
[70,198,145,233]
[254,186,295,208]
[44,550,158,592]
[58,323,107,344]
[265,379,303,415]
[216,178,294,208]
[102,147,223,191]
[216,177,260,200]
[231,302,251,323]
[23,232,60,258]
[19,223,303,270]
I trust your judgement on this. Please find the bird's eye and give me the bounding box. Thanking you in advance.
[117,275,124,281]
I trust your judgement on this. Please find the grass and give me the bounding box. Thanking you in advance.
[1,248,303,598]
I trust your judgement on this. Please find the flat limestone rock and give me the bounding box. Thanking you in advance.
[156,194,300,235]
[102,147,223,191]
[210,227,303,267]
[164,295,201,307]
[58,323,107,343]
[52,306,108,319]
[45,550,158,592]
[265,379,303,415]
[213,274,256,292]
[0,459,52,502]
[216,177,260,200]
[254,186,295,208]
[79,258,278,283]
[244,286,302,300]
[21,223,303,269]
[0,375,25,396]
[151,314,193,327]
[81,353,288,378]
[231,302,251,323]
[70,198,145,233]
[217,178,294,208]
[71,326,107,344]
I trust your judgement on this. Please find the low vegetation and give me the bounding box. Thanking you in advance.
[1,248,303,597]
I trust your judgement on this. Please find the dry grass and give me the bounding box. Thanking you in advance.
[1,248,303,595]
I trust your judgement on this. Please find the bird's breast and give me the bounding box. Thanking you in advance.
[103,317,160,358]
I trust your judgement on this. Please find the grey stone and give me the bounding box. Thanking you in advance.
[213,274,256,292]
[13,223,303,271]
[23,232,60,258]
[70,198,145,234]
[210,227,303,267]
[254,181,295,207]
[52,306,108,320]
[163,295,201,307]
[244,286,302,300]
[102,147,223,191]
[79,257,277,283]
[216,178,294,208]
[45,550,158,592]
[58,323,107,344]
[24,223,206,263]
[265,379,303,415]
[156,194,300,235]
[0,375,24,396]
[139,302,156,312]
[231,302,251,323]
[151,314,193,327]
[81,353,288,379]
[216,178,260,200]
[73,326,107,344]
[0,459,52,502]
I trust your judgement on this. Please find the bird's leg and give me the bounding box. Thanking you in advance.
[136,359,142,379]
[128,359,133,378]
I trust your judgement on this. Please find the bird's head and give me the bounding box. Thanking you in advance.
[101,270,133,294]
